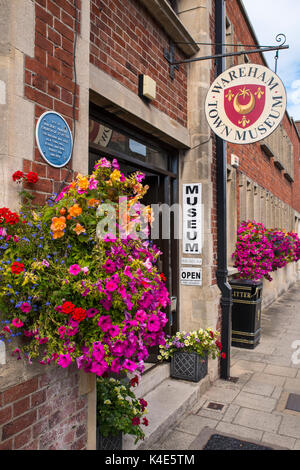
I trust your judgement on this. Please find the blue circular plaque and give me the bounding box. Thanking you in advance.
[36,111,73,168]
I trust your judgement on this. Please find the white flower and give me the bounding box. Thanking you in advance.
[104,399,111,405]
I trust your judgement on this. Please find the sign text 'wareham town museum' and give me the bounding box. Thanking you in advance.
[0,0,300,450]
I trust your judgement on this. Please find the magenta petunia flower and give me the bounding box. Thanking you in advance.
[147,315,161,332]
[20,302,31,313]
[69,264,81,275]
[57,353,72,368]
[98,315,112,332]
[12,318,23,328]
[86,308,99,318]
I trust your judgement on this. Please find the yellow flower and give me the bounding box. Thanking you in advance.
[78,176,89,190]
[73,223,86,235]
[110,169,121,183]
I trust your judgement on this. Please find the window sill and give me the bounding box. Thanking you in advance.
[138,0,199,57]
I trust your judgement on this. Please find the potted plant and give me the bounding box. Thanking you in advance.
[96,375,149,449]
[158,328,224,382]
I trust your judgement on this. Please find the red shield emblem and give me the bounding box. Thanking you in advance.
[224,84,266,129]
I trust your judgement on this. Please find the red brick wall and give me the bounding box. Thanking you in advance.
[23,0,81,205]
[0,366,88,450]
[90,0,188,127]
[226,0,300,220]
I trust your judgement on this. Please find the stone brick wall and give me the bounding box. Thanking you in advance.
[22,0,81,206]
[90,0,188,127]
[0,366,88,450]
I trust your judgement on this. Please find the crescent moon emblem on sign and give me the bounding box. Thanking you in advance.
[233,91,256,115]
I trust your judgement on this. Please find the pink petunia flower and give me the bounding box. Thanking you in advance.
[12,318,23,328]
[57,353,72,368]
[20,302,31,313]
[69,264,81,275]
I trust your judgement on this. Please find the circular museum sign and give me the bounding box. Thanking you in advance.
[205,63,286,145]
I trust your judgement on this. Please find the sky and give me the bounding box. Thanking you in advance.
[242,0,300,121]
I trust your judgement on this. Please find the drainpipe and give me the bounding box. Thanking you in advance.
[215,0,232,380]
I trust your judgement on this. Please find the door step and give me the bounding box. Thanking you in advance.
[123,373,211,450]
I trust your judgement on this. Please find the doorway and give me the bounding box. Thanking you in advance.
[88,106,179,360]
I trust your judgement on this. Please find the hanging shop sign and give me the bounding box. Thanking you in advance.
[182,183,202,254]
[36,111,73,168]
[205,63,286,145]
[180,267,202,286]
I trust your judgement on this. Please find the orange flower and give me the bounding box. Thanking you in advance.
[52,230,65,239]
[88,198,100,207]
[59,208,66,215]
[73,223,86,235]
[51,216,66,233]
[68,204,82,217]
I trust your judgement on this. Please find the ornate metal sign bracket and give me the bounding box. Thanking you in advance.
[164,34,288,79]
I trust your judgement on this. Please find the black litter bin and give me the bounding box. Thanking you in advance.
[229,279,263,349]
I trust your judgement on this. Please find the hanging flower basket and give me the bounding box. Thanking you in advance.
[170,351,208,382]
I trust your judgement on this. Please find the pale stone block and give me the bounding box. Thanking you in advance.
[243,380,275,397]
[279,415,300,439]
[231,359,266,373]
[221,404,240,423]
[294,440,300,450]
[264,365,298,378]
[11,0,35,57]
[8,95,34,160]
[233,408,281,433]
[284,378,300,393]
[233,391,277,413]
[250,373,286,387]
[202,385,240,404]
[262,432,296,450]
[176,414,218,436]
[216,421,263,442]
[156,429,199,450]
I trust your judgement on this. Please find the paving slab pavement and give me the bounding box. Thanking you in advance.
[147,281,300,451]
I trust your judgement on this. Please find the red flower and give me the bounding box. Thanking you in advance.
[72,307,86,322]
[0,208,11,224]
[209,331,214,339]
[221,352,226,359]
[11,262,25,274]
[160,273,166,282]
[61,301,75,315]
[26,172,39,184]
[12,171,24,182]
[216,340,222,351]
[131,417,140,426]
[142,417,149,426]
[130,376,139,387]
[5,212,19,225]
[139,398,147,411]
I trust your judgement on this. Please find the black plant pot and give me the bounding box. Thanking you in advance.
[229,278,263,349]
[170,351,208,382]
[96,427,122,450]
